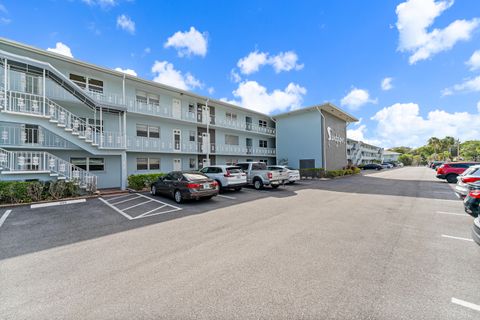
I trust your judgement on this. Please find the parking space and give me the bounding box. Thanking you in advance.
[1,167,479,319]
[100,193,182,220]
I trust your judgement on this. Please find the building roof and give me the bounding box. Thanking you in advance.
[383,150,402,155]
[272,103,358,123]
[0,37,273,118]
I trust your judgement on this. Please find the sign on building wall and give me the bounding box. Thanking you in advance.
[323,111,347,170]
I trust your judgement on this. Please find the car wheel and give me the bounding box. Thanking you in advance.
[234,187,242,191]
[174,190,183,203]
[446,174,458,184]
[151,185,157,196]
[289,181,295,184]
[253,179,264,190]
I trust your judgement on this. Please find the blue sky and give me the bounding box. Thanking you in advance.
[1,0,480,148]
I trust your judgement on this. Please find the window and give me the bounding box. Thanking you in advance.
[252,162,267,170]
[71,158,87,170]
[88,78,103,94]
[226,112,237,121]
[237,163,249,171]
[88,158,105,171]
[259,140,268,148]
[148,97,160,106]
[24,124,39,144]
[189,158,196,169]
[149,158,160,170]
[225,134,239,145]
[148,126,160,139]
[258,120,268,128]
[69,74,86,89]
[136,124,148,137]
[136,158,148,170]
[25,75,41,94]
[70,157,104,171]
[189,131,196,142]
[136,95,147,104]
[188,104,195,113]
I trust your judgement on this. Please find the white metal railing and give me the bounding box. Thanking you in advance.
[0,147,97,191]
[0,125,78,149]
[127,136,197,153]
[3,90,125,149]
[212,143,276,156]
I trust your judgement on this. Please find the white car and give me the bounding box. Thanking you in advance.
[381,163,393,169]
[267,165,300,184]
[199,165,247,191]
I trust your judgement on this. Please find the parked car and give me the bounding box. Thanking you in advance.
[150,171,219,203]
[454,165,480,199]
[472,218,480,246]
[362,163,383,170]
[430,161,444,169]
[267,165,300,184]
[436,162,480,183]
[381,163,393,169]
[237,162,289,190]
[463,182,480,218]
[199,165,247,191]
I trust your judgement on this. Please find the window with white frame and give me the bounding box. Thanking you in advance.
[88,78,103,94]
[259,140,268,148]
[225,134,239,145]
[136,95,148,104]
[71,157,105,171]
[136,124,148,137]
[258,120,268,128]
[69,74,103,93]
[149,158,160,170]
[136,124,160,138]
[226,112,237,121]
[136,158,148,170]
[148,126,160,138]
[188,103,195,113]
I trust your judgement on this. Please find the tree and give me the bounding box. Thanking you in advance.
[398,154,413,166]
[427,137,441,154]
[460,141,480,161]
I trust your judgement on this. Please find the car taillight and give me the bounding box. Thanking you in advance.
[186,183,201,189]
[212,181,218,187]
[267,172,272,179]
[468,189,480,199]
[462,177,480,183]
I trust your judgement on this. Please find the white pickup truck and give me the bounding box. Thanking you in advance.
[237,162,289,190]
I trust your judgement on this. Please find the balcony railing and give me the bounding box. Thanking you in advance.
[0,148,97,191]
[0,125,78,149]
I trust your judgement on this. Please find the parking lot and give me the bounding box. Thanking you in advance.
[1,167,479,319]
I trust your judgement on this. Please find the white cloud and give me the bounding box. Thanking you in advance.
[477,101,480,113]
[381,77,393,91]
[237,50,303,75]
[47,42,74,58]
[442,75,480,95]
[114,67,137,76]
[370,102,480,147]
[347,123,367,141]
[151,60,203,91]
[341,88,377,110]
[223,81,307,114]
[164,27,208,57]
[396,0,480,64]
[116,14,135,34]
[82,0,117,8]
[207,87,215,95]
[237,51,268,75]
[230,69,242,83]
[466,50,480,71]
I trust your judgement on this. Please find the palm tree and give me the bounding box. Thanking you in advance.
[428,137,440,155]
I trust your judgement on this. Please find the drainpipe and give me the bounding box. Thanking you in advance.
[42,69,46,116]
[205,98,210,165]
[345,122,350,166]
[316,107,326,170]
[270,116,277,165]
[4,58,7,111]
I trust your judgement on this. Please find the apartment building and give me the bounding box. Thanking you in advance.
[0,38,276,190]
[347,138,383,165]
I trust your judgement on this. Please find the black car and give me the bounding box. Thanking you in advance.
[150,171,219,203]
[362,163,383,170]
[463,183,480,218]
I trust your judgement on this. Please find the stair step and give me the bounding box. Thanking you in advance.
[92,143,99,146]
[57,176,66,180]
[72,132,80,136]
[78,135,86,139]
[85,139,93,143]
[57,124,66,128]
[65,128,73,132]
[49,173,59,177]
[49,119,58,123]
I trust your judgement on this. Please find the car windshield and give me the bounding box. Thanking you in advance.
[226,167,242,173]
[183,173,208,181]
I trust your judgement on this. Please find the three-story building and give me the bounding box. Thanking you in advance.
[0,38,276,190]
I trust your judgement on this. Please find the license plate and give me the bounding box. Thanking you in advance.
[203,183,211,189]
[236,176,241,179]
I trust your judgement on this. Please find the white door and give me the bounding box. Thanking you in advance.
[173,158,182,171]
[202,106,209,124]
[173,129,181,152]
[172,98,181,119]
[201,132,210,153]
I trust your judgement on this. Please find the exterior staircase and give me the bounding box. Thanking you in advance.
[0,147,97,191]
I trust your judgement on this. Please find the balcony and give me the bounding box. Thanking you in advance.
[0,125,78,149]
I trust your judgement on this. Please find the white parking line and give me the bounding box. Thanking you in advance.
[100,193,182,220]
[437,211,469,216]
[0,209,12,228]
[217,194,236,200]
[103,193,133,202]
[111,195,142,205]
[441,234,474,242]
[452,297,480,312]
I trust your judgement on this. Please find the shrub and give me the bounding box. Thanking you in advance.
[299,168,325,179]
[27,182,44,202]
[49,180,67,200]
[0,181,29,203]
[128,173,166,191]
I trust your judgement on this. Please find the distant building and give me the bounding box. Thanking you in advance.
[382,150,401,163]
[274,104,358,170]
[347,138,383,165]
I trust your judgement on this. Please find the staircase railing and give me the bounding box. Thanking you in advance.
[0,147,97,191]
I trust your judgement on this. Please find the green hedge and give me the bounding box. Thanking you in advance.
[128,173,166,191]
[299,168,325,179]
[300,167,360,179]
[0,180,80,205]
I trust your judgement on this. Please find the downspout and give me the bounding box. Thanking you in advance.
[270,116,277,165]
[205,98,210,165]
[316,107,326,170]
[345,122,350,166]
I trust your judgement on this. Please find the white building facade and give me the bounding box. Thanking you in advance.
[347,138,383,165]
